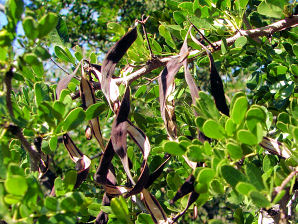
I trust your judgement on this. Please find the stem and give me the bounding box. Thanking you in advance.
[114,16,298,85]
[275,170,297,194]
[140,15,154,58]
[4,68,14,118]
[8,125,41,171]
[50,58,70,75]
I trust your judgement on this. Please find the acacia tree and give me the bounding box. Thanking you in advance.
[0,0,297,223]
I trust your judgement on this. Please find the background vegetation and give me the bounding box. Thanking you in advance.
[0,0,297,223]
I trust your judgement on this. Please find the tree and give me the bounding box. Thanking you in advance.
[0,0,297,223]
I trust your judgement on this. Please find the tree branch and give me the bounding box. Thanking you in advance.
[115,16,298,85]
[5,69,41,171]
[275,170,297,194]
[4,69,14,118]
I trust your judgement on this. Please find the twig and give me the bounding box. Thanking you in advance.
[114,16,298,85]
[5,68,42,171]
[138,15,154,59]
[144,73,162,85]
[188,19,216,50]
[4,68,14,118]
[8,125,41,171]
[50,58,70,75]
[275,170,297,194]
[90,152,103,160]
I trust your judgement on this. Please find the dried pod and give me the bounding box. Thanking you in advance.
[85,125,92,140]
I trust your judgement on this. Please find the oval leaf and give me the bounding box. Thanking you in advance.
[237,129,258,145]
[163,141,185,156]
[63,108,86,131]
[38,12,58,38]
[5,175,28,196]
[231,96,248,125]
[203,119,225,139]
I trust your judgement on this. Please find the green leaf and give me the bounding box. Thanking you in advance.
[38,12,58,38]
[197,91,221,120]
[293,127,298,144]
[290,98,298,119]
[245,163,264,191]
[56,16,69,43]
[257,0,286,19]
[225,118,236,136]
[196,168,215,184]
[221,38,228,54]
[272,190,286,204]
[263,155,277,173]
[249,191,270,208]
[34,82,51,107]
[159,25,176,49]
[211,179,224,194]
[227,142,243,160]
[54,177,66,196]
[136,213,154,224]
[293,44,298,57]
[187,145,204,162]
[23,17,38,40]
[236,182,256,195]
[246,107,266,132]
[235,0,249,10]
[231,96,248,125]
[64,170,77,192]
[221,165,246,188]
[75,52,83,61]
[173,11,185,24]
[196,193,209,207]
[88,203,102,216]
[5,175,28,196]
[4,194,22,204]
[63,107,86,131]
[163,141,185,156]
[204,141,212,156]
[54,46,75,64]
[166,172,182,191]
[276,65,287,75]
[166,0,181,10]
[53,101,66,117]
[32,62,44,77]
[230,92,246,112]
[235,36,247,48]
[6,0,24,23]
[49,136,58,151]
[85,103,106,121]
[178,2,193,14]
[203,119,225,139]
[110,197,131,224]
[45,197,58,211]
[107,22,125,36]
[134,85,147,98]
[151,38,162,53]
[24,53,39,65]
[188,15,213,29]
[34,46,51,60]
[60,197,77,211]
[195,183,208,193]
[237,129,258,145]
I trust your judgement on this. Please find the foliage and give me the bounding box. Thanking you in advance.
[0,0,297,224]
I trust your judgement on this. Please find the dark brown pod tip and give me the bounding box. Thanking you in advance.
[74,155,91,189]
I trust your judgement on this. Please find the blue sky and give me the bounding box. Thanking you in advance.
[0,0,7,29]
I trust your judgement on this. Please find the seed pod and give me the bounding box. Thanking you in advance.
[189,30,229,116]
[101,26,137,111]
[85,125,92,140]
